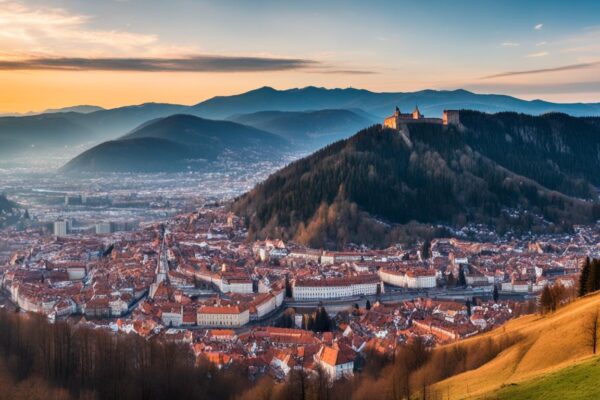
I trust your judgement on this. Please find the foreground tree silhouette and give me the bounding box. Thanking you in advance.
[579,257,591,296]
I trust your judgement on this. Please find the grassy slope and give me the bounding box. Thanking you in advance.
[490,356,600,400]
[431,291,600,399]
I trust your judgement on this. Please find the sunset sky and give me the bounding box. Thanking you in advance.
[1,0,600,113]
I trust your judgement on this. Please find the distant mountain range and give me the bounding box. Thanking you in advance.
[233,111,600,248]
[190,86,600,119]
[1,86,599,161]
[0,105,104,117]
[61,114,287,173]
[227,109,377,148]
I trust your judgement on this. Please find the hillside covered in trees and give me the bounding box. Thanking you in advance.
[233,111,600,248]
[62,114,288,173]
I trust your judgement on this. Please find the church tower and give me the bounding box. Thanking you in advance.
[412,106,422,120]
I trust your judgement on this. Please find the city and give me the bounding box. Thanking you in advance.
[1,202,593,382]
[1,1,600,399]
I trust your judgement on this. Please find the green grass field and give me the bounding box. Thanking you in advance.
[490,357,600,400]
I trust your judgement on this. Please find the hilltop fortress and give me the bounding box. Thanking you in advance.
[383,106,460,129]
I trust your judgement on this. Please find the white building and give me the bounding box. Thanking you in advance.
[220,278,253,294]
[161,305,183,327]
[501,280,531,293]
[197,305,250,327]
[317,346,355,381]
[95,222,113,235]
[293,276,382,300]
[378,268,437,289]
[53,220,68,236]
[109,298,129,317]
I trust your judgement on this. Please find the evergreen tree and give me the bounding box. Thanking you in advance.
[540,285,553,314]
[586,259,600,294]
[465,299,472,317]
[421,239,431,260]
[320,307,331,332]
[285,275,293,298]
[366,300,372,310]
[458,266,467,287]
[493,284,499,303]
[579,257,591,297]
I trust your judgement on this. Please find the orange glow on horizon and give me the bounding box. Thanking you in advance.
[1,68,599,114]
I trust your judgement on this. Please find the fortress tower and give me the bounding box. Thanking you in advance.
[442,110,460,126]
[412,106,422,120]
[383,107,461,129]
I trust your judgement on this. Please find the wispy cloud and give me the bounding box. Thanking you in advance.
[534,23,544,30]
[0,1,159,56]
[0,55,318,72]
[0,2,362,74]
[501,42,520,47]
[526,51,549,58]
[309,68,376,75]
[536,41,547,46]
[481,61,600,79]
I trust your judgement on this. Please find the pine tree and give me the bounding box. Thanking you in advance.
[366,300,372,310]
[493,285,499,303]
[579,257,591,297]
[421,239,431,259]
[285,275,293,298]
[320,307,331,332]
[540,285,553,314]
[587,260,600,294]
[465,300,472,317]
[458,266,467,287]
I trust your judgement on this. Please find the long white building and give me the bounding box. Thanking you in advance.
[293,275,382,300]
[378,268,437,289]
[197,305,250,327]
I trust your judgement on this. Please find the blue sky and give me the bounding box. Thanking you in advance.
[1,0,599,111]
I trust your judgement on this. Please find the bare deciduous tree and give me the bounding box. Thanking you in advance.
[583,307,600,355]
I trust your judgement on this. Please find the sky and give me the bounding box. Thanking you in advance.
[1,0,599,113]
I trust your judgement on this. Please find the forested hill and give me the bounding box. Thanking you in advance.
[61,114,288,173]
[233,111,600,249]
[458,111,600,198]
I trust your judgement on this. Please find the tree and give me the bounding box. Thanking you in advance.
[281,308,295,328]
[583,307,600,355]
[465,299,472,317]
[540,285,554,314]
[421,239,431,260]
[586,260,598,294]
[285,275,293,298]
[579,257,591,297]
[366,300,372,310]
[446,272,456,287]
[587,259,600,294]
[312,306,332,332]
[458,266,467,287]
[493,285,499,303]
